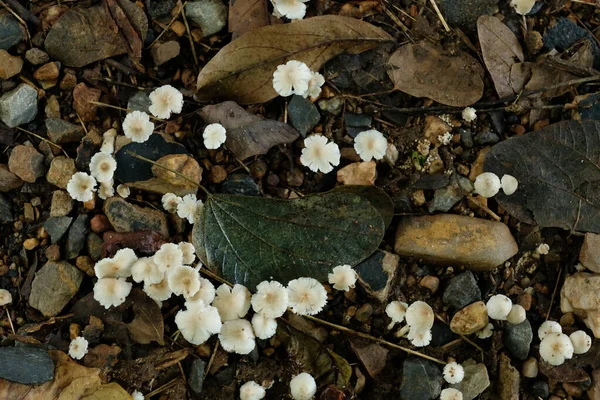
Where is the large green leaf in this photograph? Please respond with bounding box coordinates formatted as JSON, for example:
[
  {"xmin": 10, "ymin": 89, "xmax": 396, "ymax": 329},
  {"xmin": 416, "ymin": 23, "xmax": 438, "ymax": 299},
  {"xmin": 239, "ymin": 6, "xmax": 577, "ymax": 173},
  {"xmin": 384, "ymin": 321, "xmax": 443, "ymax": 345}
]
[{"xmin": 192, "ymin": 187, "xmax": 387, "ymax": 289}]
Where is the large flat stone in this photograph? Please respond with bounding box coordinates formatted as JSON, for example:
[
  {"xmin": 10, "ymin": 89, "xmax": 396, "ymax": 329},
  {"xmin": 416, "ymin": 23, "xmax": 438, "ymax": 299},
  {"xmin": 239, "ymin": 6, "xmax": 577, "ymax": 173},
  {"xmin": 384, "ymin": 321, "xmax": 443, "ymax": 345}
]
[
  {"xmin": 0, "ymin": 347, "xmax": 54, "ymax": 384},
  {"xmin": 29, "ymin": 261, "xmax": 83, "ymax": 317},
  {"xmin": 394, "ymin": 214, "xmax": 518, "ymax": 270},
  {"xmin": 355, "ymin": 250, "xmax": 399, "ymax": 302},
  {"xmin": 103, "ymin": 197, "xmax": 169, "ymax": 237}
]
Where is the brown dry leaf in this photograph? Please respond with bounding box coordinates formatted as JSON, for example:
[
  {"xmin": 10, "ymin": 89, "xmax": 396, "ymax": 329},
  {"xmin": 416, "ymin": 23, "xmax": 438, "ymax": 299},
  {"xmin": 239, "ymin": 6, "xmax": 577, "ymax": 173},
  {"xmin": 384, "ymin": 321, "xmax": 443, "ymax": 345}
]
[
  {"xmin": 199, "ymin": 101, "xmax": 299, "ymax": 159},
  {"xmin": 477, "ymin": 15, "xmax": 524, "ymax": 98},
  {"xmin": 81, "ymin": 382, "xmax": 132, "ymax": 399},
  {"xmin": 0, "ymin": 350, "xmax": 102, "ymax": 400},
  {"xmin": 126, "ymin": 289, "xmax": 165, "ymax": 345},
  {"xmin": 339, "ymin": 1, "xmax": 382, "ymax": 18},
  {"xmin": 196, "ymin": 15, "xmax": 393, "ymax": 104},
  {"xmin": 387, "ymin": 41, "xmax": 484, "ymax": 106},
  {"xmin": 229, "ymin": 0, "xmax": 271, "ymax": 39}
]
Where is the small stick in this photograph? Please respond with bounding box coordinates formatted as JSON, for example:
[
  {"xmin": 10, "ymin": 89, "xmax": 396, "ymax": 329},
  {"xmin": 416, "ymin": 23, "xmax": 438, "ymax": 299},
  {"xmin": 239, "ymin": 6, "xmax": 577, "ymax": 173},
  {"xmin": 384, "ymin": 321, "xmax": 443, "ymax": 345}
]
[
  {"xmin": 435, "ymin": 314, "xmax": 485, "ymax": 354},
  {"xmin": 144, "ymin": 378, "xmax": 179, "ymax": 398},
  {"xmin": 0, "ymin": 0, "xmax": 32, "ymax": 45},
  {"xmin": 546, "ymin": 265, "xmax": 563, "ymax": 321},
  {"xmin": 203, "ymin": 341, "xmax": 220, "ymax": 379},
  {"xmin": 181, "ymin": 4, "xmax": 199, "ymax": 70},
  {"xmin": 15, "ymin": 126, "xmax": 69, "ymax": 158},
  {"xmin": 5, "ymin": 307, "xmax": 15, "ymax": 335},
  {"xmin": 429, "ymin": 0, "xmax": 450, "ymax": 32},
  {"xmin": 2, "ymin": 0, "xmax": 40, "ymax": 25},
  {"xmin": 148, "ymin": 2, "xmax": 187, "ymax": 49},
  {"xmin": 88, "ymin": 100, "xmax": 164, "ymax": 122}
]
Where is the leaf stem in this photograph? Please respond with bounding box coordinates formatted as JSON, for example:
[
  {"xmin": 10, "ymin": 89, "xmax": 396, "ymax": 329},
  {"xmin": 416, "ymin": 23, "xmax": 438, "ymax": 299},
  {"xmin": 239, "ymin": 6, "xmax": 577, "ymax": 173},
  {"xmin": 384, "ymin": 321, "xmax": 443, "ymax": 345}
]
[{"xmin": 124, "ymin": 150, "xmax": 211, "ymax": 196}]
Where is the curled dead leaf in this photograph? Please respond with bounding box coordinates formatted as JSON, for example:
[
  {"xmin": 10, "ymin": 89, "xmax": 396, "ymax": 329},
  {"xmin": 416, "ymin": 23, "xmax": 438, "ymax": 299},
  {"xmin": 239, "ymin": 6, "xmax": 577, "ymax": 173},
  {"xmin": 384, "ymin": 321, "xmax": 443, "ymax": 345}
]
[
  {"xmin": 387, "ymin": 41, "xmax": 484, "ymax": 106},
  {"xmin": 196, "ymin": 15, "xmax": 393, "ymax": 104}
]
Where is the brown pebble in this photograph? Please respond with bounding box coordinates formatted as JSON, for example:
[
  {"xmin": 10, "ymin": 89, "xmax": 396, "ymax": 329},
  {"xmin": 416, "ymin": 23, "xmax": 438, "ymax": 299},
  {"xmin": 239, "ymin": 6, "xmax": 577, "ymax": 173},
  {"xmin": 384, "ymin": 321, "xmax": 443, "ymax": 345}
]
[
  {"xmin": 83, "ymin": 197, "xmax": 95, "ymax": 210},
  {"xmin": 23, "ymin": 238, "xmax": 40, "ymax": 250},
  {"xmin": 76, "ymin": 256, "xmax": 95, "ymax": 277},
  {"xmin": 0, "ymin": 264, "xmax": 8, "ymax": 276},
  {"xmin": 560, "ymin": 312, "xmax": 575, "ymax": 327},
  {"xmin": 512, "ymin": 124, "xmax": 526, "ymax": 136},
  {"xmin": 355, "ymin": 303, "xmax": 373, "ymax": 322},
  {"xmin": 24, "ymin": 203, "xmax": 35, "ymax": 222},
  {"xmin": 209, "ymin": 165, "xmax": 228, "ymax": 183},
  {"xmin": 518, "ymin": 293, "xmax": 532, "ymax": 311},
  {"xmin": 90, "ymin": 214, "xmax": 112, "ymax": 233},
  {"xmin": 196, "ymin": 343, "xmax": 211, "ymax": 358},
  {"xmin": 286, "ymin": 168, "xmax": 304, "ymax": 187},
  {"xmin": 262, "ymin": 347, "xmax": 275, "ymax": 356},
  {"xmin": 420, "ymin": 276, "xmax": 440, "ymax": 293},
  {"xmin": 69, "ymin": 323, "xmax": 81, "ymax": 340},
  {"xmin": 249, "ymin": 160, "xmax": 267, "ymax": 179},
  {"xmin": 406, "ymin": 275, "xmax": 416, "ymax": 287},
  {"xmin": 563, "ymin": 383, "xmax": 584, "ymax": 398},
  {"xmin": 45, "ymin": 244, "xmax": 61, "ymax": 261},
  {"xmin": 266, "ymin": 173, "xmax": 279, "ymax": 186}
]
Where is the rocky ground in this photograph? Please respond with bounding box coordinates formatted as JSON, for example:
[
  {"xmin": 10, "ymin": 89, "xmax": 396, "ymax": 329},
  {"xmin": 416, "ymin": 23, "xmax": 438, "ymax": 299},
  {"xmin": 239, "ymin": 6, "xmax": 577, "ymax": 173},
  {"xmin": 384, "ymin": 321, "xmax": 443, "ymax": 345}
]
[{"xmin": 1, "ymin": 0, "xmax": 600, "ymax": 399}]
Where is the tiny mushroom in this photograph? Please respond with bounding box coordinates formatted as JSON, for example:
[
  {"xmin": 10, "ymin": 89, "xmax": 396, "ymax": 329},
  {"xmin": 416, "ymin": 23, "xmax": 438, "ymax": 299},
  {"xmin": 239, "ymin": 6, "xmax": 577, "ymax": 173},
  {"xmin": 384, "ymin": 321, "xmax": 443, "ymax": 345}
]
[
  {"xmin": 272, "ymin": 60, "xmax": 311, "ymax": 96},
  {"xmin": 131, "ymin": 257, "xmax": 163, "ymax": 284},
  {"xmin": 149, "ymin": 85, "xmax": 184, "ymax": 119},
  {"xmin": 538, "ymin": 320, "xmax": 562, "ymax": 340},
  {"xmin": 407, "ymin": 329, "xmax": 432, "ymax": 347},
  {"xmin": 89, "ymin": 152, "xmax": 117, "ymax": 183},
  {"xmin": 539, "ymin": 332, "xmax": 574, "ymax": 366},
  {"xmin": 179, "ymin": 242, "xmax": 196, "ymax": 265},
  {"xmin": 506, "ymin": 304, "xmax": 527, "ymax": 325},
  {"xmin": 570, "ymin": 330, "xmax": 592, "ymax": 354},
  {"xmin": 131, "ymin": 390, "xmax": 144, "ymax": 400},
  {"xmin": 177, "ymin": 194, "xmax": 202, "ymax": 224},
  {"xmin": 440, "ymin": 388, "xmax": 463, "ymax": 400},
  {"xmin": 251, "ymin": 313, "xmax": 278, "ymax": 340},
  {"xmin": 94, "ymin": 278, "xmax": 132, "ymax": 309},
  {"xmin": 168, "ymin": 265, "xmax": 201, "ymax": 299},
  {"xmin": 219, "ymin": 319, "xmax": 256, "ymax": 355},
  {"xmin": 443, "ymin": 362, "xmax": 465, "ymax": 384},
  {"xmin": 405, "ymin": 301, "xmax": 434, "ymax": 332},
  {"xmin": 354, "ymin": 130, "xmax": 388, "ymax": 162},
  {"xmin": 300, "ymin": 135, "xmax": 341, "ymax": 174},
  {"xmin": 240, "ymin": 381, "xmax": 266, "ymax": 400},
  {"xmin": 290, "ymin": 372, "xmax": 317, "ymax": 400},
  {"xmin": 475, "ymin": 322, "xmax": 494, "ymax": 339},
  {"xmin": 67, "ymin": 172, "xmax": 97, "ymax": 202},
  {"xmin": 185, "ymin": 277, "xmax": 216, "ymax": 307},
  {"xmin": 474, "ymin": 172, "xmax": 501, "ymax": 198},
  {"xmin": 203, "ymin": 123, "xmax": 227, "ymax": 150},
  {"xmin": 162, "ymin": 193, "xmax": 182, "ymax": 213},
  {"xmin": 122, "ymin": 111, "xmax": 154, "ymax": 143},
  {"xmin": 144, "ymin": 277, "xmax": 172, "ymax": 302},
  {"xmin": 251, "ymin": 280, "xmax": 289, "ymax": 319},
  {"xmin": 328, "ymin": 265, "xmax": 357, "ymax": 292},
  {"xmin": 0, "ymin": 289, "xmax": 12, "ymax": 306},
  {"xmin": 175, "ymin": 301, "xmax": 222, "ymax": 345},
  {"xmin": 153, "ymin": 243, "xmax": 184, "ymax": 275},
  {"xmin": 486, "ymin": 294, "xmax": 512, "ymax": 321},
  {"xmin": 213, "ymin": 284, "xmax": 252, "ymax": 321},
  {"xmin": 385, "ymin": 300, "xmax": 408, "ymax": 328},
  {"xmin": 461, "ymin": 107, "xmax": 477, "ymax": 122},
  {"xmin": 68, "ymin": 336, "xmax": 89, "ymax": 360},
  {"xmin": 501, "ymin": 174, "xmax": 519, "ymax": 195},
  {"xmin": 287, "ymin": 277, "xmax": 328, "ymax": 316}
]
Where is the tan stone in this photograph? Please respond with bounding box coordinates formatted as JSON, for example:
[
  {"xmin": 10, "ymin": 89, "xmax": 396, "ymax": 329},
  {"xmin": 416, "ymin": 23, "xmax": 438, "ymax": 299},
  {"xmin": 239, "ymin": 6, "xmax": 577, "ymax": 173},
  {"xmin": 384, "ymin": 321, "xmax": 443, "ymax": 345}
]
[
  {"xmin": 337, "ymin": 161, "xmax": 377, "ymax": 186},
  {"xmin": 0, "ymin": 164, "xmax": 23, "ymax": 192},
  {"xmin": 579, "ymin": 233, "xmax": 600, "ymax": 273},
  {"xmin": 423, "ymin": 115, "xmax": 451, "ymax": 145},
  {"xmin": 450, "ymin": 301, "xmax": 488, "ymax": 335},
  {"xmin": 394, "ymin": 214, "xmax": 518, "ymax": 270},
  {"xmin": 561, "ymin": 272, "xmax": 600, "ymax": 337},
  {"xmin": 46, "ymin": 156, "xmax": 77, "ymax": 189},
  {"xmin": 498, "ymin": 353, "xmax": 519, "ymax": 400},
  {"xmin": 73, "ymin": 82, "xmax": 101, "ymax": 122},
  {"xmin": 151, "ymin": 153, "xmax": 202, "ymax": 189},
  {"xmin": 50, "ymin": 190, "xmax": 73, "ymax": 217},
  {"xmin": 8, "ymin": 145, "xmax": 45, "ymax": 183},
  {"xmin": 0, "ymin": 50, "xmax": 23, "ymax": 79}
]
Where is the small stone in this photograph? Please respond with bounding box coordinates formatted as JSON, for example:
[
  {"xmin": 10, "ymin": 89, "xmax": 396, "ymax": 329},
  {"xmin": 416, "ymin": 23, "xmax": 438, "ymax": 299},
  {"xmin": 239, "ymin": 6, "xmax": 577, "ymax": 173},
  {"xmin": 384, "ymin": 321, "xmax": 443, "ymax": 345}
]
[
  {"xmin": 0, "ymin": 165, "xmax": 23, "ymax": 192},
  {"xmin": 86, "ymin": 233, "xmax": 103, "ymax": 261},
  {"xmin": 0, "ymin": 347, "xmax": 54, "ymax": 384},
  {"xmin": 45, "ymin": 118, "xmax": 84, "ymax": 144},
  {"xmin": 561, "ymin": 272, "xmax": 600, "ymax": 337},
  {"xmin": 185, "ymin": 0, "xmax": 228, "ymax": 37},
  {"xmin": 151, "ymin": 154, "xmax": 202, "ymax": 192},
  {"xmin": 127, "ymin": 91, "xmax": 151, "ymax": 113},
  {"xmin": 531, "ymin": 381, "xmax": 550, "ymax": 399},
  {"xmin": 76, "ymin": 133, "xmax": 101, "ymax": 172},
  {"xmin": 83, "ymin": 344, "xmax": 120, "ymax": 369},
  {"xmin": 475, "ymin": 131, "xmax": 500, "ymax": 145},
  {"xmin": 522, "ymin": 357, "xmax": 539, "ymax": 378},
  {"xmin": 436, "ymin": 0, "xmax": 497, "ymax": 31},
  {"xmin": 146, "ymin": 0, "xmax": 176, "ymax": 18},
  {"xmin": 430, "ymin": 322, "xmax": 458, "ymax": 346},
  {"xmin": 189, "ymin": 358, "xmax": 207, "ymax": 394},
  {"xmin": 45, "ymin": 244, "xmax": 61, "ymax": 261},
  {"xmin": 45, "ymin": 95, "xmax": 61, "ymax": 119},
  {"xmin": 588, "ymin": 370, "xmax": 600, "ymax": 400},
  {"xmin": 423, "ymin": 115, "xmax": 451, "ymax": 145},
  {"xmin": 344, "ymin": 112, "xmax": 372, "ymax": 138},
  {"xmin": 46, "ymin": 156, "xmax": 77, "ymax": 189},
  {"xmin": 23, "ymin": 202, "xmax": 35, "ymax": 222},
  {"xmin": 90, "ymin": 214, "xmax": 112, "ymax": 233},
  {"xmin": 8, "ymin": 145, "xmax": 45, "ymax": 183},
  {"xmin": 498, "ymin": 354, "xmax": 520, "ymax": 400},
  {"xmin": 104, "ymin": 197, "xmax": 169, "ymax": 237},
  {"xmin": 461, "ymin": 129, "xmax": 473, "ymax": 148},
  {"xmin": 503, "ymin": 319, "xmax": 533, "ymax": 361},
  {"xmin": 43, "ymin": 216, "xmax": 73, "ymax": 243},
  {"xmin": 73, "ymin": 83, "xmax": 101, "ymax": 122},
  {"xmin": 420, "ymin": 276, "xmax": 439, "ymax": 293},
  {"xmin": 151, "ymin": 40, "xmax": 180, "ymax": 65},
  {"xmin": 29, "ymin": 260, "xmax": 83, "ymax": 316},
  {"xmin": 395, "ymin": 214, "xmax": 518, "ymax": 270},
  {"xmin": 65, "ymin": 214, "xmax": 89, "ymax": 260},
  {"xmin": 288, "ymin": 95, "xmax": 320, "ymax": 137},
  {"xmin": 428, "ymin": 175, "xmax": 473, "ymax": 213},
  {"xmin": 579, "ymin": 233, "xmax": 600, "ymax": 273},
  {"xmin": 25, "ymin": 48, "xmax": 50, "ymax": 65},
  {"xmin": 450, "ymin": 361, "xmax": 490, "ymax": 400},
  {"xmin": 349, "ymin": 337, "xmax": 388, "ymax": 378},
  {"xmin": 443, "ymin": 271, "xmax": 481, "ymax": 309},
  {"xmin": 50, "ymin": 190, "xmax": 73, "ymax": 217},
  {"xmin": 76, "ymin": 255, "xmax": 95, "ymax": 277},
  {"xmin": 23, "ymin": 238, "xmax": 40, "ymax": 250},
  {"xmin": 221, "ymin": 173, "xmax": 260, "ymax": 196},
  {"xmin": 450, "ymin": 301, "xmax": 488, "ymax": 335},
  {"xmin": 355, "ymin": 250, "xmax": 399, "ymax": 302},
  {"xmin": 400, "ymin": 358, "xmax": 443, "ymax": 400},
  {"xmin": 318, "ymin": 97, "xmax": 344, "ymax": 115},
  {"xmin": 355, "ymin": 303, "xmax": 373, "ymax": 322},
  {"xmin": 0, "ymin": 50, "xmax": 23, "ymax": 79},
  {"xmin": 518, "ymin": 292, "xmax": 533, "ymax": 311},
  {"xmin": 209, "ymin": 165, "xmax": 228, "ymax": 183},
  {"xmin": 337, "ymin": 161, "xmax": 376, "ymax": 186},
  {"xmin": 33, "ymin": 62, "xmax": 60, "ymax": 88},
  {"xmin": 0, "ymin": 84, "xmax": 38, "ymax": 128},
  {"xmin": 60, "ymin": 69, "xmax": 77, "ymax": 91},
  {"xmin": 0, "ymin": 14, "xmax": 23, "ymax": 50}
]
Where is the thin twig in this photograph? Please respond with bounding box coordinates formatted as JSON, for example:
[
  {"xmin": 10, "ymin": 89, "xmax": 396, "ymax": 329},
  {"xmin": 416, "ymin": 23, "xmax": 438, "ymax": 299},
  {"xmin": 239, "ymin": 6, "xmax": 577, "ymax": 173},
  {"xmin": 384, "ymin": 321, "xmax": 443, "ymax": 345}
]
[
  {"xmin": 303, "ymin": 314, "xmax": 446, "ymax": 365},
  {"xmin": 203, "ymin": 341, "xmax": 220, "ymax": 379},
  {"xmin": 546, "ymin": 265, "xmax": 563, "ymax": 321},
  {"xmin": 0, "ymin": 0, "xmax": 32, "ymax": 46},
  {"xmin": 148, "ymin": 2, "xmax": 187, "ymax": 49},
  {"xmin": 5, "ymin": 307, "xmax": 15, "ymax": 335},
  {"xmin": 88, "ymin": 100, "xmax": 165, "ymax": 122},
  {"xmin": 429, "ymin": 0, "xmax": 450, "ymax": 32},
  {"xmin": 144, "ymin": 378, "xmax": 179, "ymax": 398},
  {"xmin": 181, "ymin": 3, "xmax": 199, "ymax": 70},
  {"xmin": 15, "ymin": 127, "xmax": 69, "ymax": 158},
  {"xmin": 125, "ymin": 150, "xmax": 210, "ymax": 195},
  {"xmin": 2, "ymin": 0, "xmax": 40, "ymax": 25}
]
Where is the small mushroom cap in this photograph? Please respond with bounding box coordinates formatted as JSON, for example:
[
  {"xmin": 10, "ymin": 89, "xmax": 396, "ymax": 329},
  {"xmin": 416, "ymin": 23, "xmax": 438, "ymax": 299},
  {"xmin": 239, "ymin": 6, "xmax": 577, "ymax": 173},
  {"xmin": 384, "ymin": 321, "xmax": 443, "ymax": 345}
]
[
  {"xmin": 501, "ymin": 174, "xmax": 519, "ymax": 195},
  {"xmin": 93, "ymin": 277, "xmax": 132, "ymax": 309},
  {"xmin": 168, "ymin": 265, "xmax": 201, "ymax": 298},
  {"xmin": 539, "ymin": 332, "xmax": 574, "ymax": 366},
  {"xmin": 219, "ymin": 319, "xmax": 256, "ymax": 355},
  {"xmin": 440, "ymin": 388, "xmax": 463, "ymax": 400},
  {"xmin": 290, "ymin": 373, "xmax": 317, "ymax": 400},
  {"xmin": 213, "ymin": 284, "xmax": 252, "ymax": 321},
  {"xmin": 68, "ymin": 336, "xmax": 89, "ymax": 360},
  {"xmin": 328, "ymin": 265, "xmax": 357, "ymax": 292},
  {"xmin": 153, "ymin": 243, "xmax": 184, "ymax": 274},
  {"xmin": 462, "ymin": 107, "xmax": 477, "ymax": 122},
  {"xmin": 251, "ymin": 280, "xmax": 288, "ymax": 319},
  {"xmin": 185, "ymin": 277, "xmax": 216, "ymax": 306},
  {"xmin": 385, "ymin": 301, "xmax": 408, "ymax": 323},
  {"xmin": 474, "ymin": 172, "xmax": 501, "ymax": 198},
  {"xmin": 287, "ymin": 277, "xmax": 328, "ymax": 316},
  {"xmin": 178, "ymin": 242, "xmax": 196, "ymax": 265},
  {"xmin": 475, "ymin": 322, "xmax": 494, "ymax": 339},
  {"xmin": 538, "ymin": 320, "xmax": 562, "ymax": 340},
  {"xmin": 510, "ymin": 0, "xmax": 535, "ymax": 15},
  {"xmin": 486, "ymin": 294, "xmax": 512, "ymax": 320},
  {"xmin": 506, "ymin": 304, "xmax": 526, "ymax": 325},
  {"xmin": 405, "ymin": 301, "xmax": 434, "ymax": 332},
  {"xmin": 240, "ymin": 381, "xmax": 266, "ymax": 400},
  {"xmin": 570, "ymin": 330, "xmax": 592, "ymax": 354},
  {"xmin": 0, "ymin": 289, "xmax": 12, "ymax": 306},
  {"xmin": 443, "ymin": 362, "xmax": 465, "ymax": 384},
  {"xmin": 175, "ymin": 302, "xmax": 222, "ymax": 345},
  {"xmin": 407, "ymin": 328, "xmax": 432, "ymax": 347},
  {"xmin": 251, "ymin": 313, "xmax": 278, "ymax": 340}
]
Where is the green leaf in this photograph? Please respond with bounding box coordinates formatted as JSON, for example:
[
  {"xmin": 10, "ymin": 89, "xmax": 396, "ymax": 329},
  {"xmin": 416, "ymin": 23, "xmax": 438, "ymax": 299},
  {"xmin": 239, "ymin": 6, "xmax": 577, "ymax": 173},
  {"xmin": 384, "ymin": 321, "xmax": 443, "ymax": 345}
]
[{"xmin": 192, "ymin": 187, "xmax": 386, "ymax": 289}]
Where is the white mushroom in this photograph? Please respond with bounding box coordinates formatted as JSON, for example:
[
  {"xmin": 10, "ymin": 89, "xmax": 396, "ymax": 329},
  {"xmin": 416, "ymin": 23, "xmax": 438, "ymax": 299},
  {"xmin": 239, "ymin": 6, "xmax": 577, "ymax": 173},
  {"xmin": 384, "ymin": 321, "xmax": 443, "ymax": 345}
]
[
  {"xmin": 175, "ymin": 302, "xmax": 222, "ymax": 345},
  {"xmin": 440, "ymin": 388, "xmax": 463, "ymax": 400},
  {"xmin": 501, "ymin": 174, "xmax": 518, "ymax": 195},
  {"xmin": 251, "ymin": 313, "xmax": 278, "ymax": 340},
  {"xmin": 474, "ymin": 172, "xmax": 501, "ymax": 198},
  {"xmin": 93, "ymin": 278, "xmax": 132, "ymax": 309},
  {"xmin": 0, "ymin": 289, "xmax": 12, "ymax": 306},
  {"xmin": 569, "ymin": 330, "xmax": 592, "ymax": 354},
  {"xmin": 539, "ymin": 332, "xmax": 574, "ymax": 366},
  {"xmin": 475, "ymin": 322, "xmax": 494, "ymax": 339},
  {"xmin": 328, "ymin": 265, "xmax": 357, "ymax": 292},
  {"xmin": 443, "ymin": 362, "xmax": 464, "ymax": 384},
  {"xmin": 251, "ymin": 280, "xmax": 289, "ymax": 319},
  {"xmin": 506, "ymin": 304, "xmax": 526, "ymax": 325},
  {"xmin": 486, "ymin": 294, "xmax": 512, "ymax": 321},
  {"xmin": 538, "ymin": 320, "xmax": 562, "ymax": 340},
  {"xmin": 168, "ymin": 265, "xmax": 201, "ymax": 299},
  {"xmin": 240, "ymin": 381, "xmax": 266, "ymax": 400},
  {"xmin": 287, "ymin": 277, "xmax": 328, "ymax": 316},
  {"xmin": 405, "ymin": 301, "xmax": 434, "ymax": 332},
  {"xmin": 213, "ymin": 284, "xmax": 252, "ymax": 321},
  {"xmin": 219, "ymin": 319, "xmax": 256, "ymax": 355},
  {"xmin": 68, "ymin": 336, "xmax": 89, "ymax": 360},
  {"xmin": 289, "ymin": 372, "xmax": 317, "ymax": 400}
]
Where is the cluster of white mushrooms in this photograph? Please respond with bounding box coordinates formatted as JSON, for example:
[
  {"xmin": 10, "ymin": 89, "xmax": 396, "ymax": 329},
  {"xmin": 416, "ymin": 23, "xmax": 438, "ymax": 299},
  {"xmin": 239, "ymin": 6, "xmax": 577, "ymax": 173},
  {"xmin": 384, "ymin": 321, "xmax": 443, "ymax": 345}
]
[
  {"xmin": 386, "ymin": 300, "xmax": 435, "ymax": 347},
  {"xmin": 474, "ymin": 172, "xmax": 518, "ymax": 198}
]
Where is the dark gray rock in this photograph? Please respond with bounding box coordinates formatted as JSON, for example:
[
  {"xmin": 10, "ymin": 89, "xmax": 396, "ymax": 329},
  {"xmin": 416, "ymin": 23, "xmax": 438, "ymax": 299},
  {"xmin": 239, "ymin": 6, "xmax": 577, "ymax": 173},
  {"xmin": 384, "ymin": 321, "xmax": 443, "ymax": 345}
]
[
  {"xmin": 103, "ymin": 197, "xmax": 169, "ymax": 237},
  {"xmin": 189, "ymin": 358, "xmax": 206, "ymax": 394},
  {"xmin": 429, "ymin": 175, "xmax": 473, "ymax": 213},
  {"xmin": 543, "ymin": 18, "xmax": 600, "ymax": 67},
  {"xmin": 460, "ymin": 129, "xmax": 473, "ymax": 148},
  {"xmin": 145, "ymin": 0, "xmax": 176, "ymax": 17},
  {"xmin": 86, "ymin": 233, "xmax": 103, "ymax": 260},
  {"xmin": 128, "ymin": 92, "xmax": 152, "ymax": 113},
  {"xmin": 436, "ymin": 0, "xmax": 498, "ymax": 31},
  {"xmin": 0, "ymin": 84, "xmax": 38, "ymax": 128},
  {"xmin": 29, "ymin": 260, "xmax": 83, "ymax": 316},
  {"xmin": 400, "ymin": 358, "xmax": 443, "ymax": 400},
  {"xmin": 65, "ymin": 214, "xmax": 89, "ymax": 260},
  {"xmin": 475, "ymin": 131, "xmax": 500, "ymax": 145},
  {"xmin": 443, "ymin": 271, "xmax": 481, "ymax": 309},
  {"xmin": 46, "ymin": 118, "xmax": 84, "ymax": 144},
  {"xmin": 579, "ymin": 93, "xmax": 600, "ymax": 121},
  {"xmin": 0, "ymin": 347, "xmax": 54, "ymax": 384},
  {"xmin": 44, "ymin": 216, "xmax": 73, "ymax": 244},
  {"xmin": 288, "ymin": 95, "xmax": 320, "ymax": 137},
  {"xmin": 0, "ymin": 15, "xmax": 23, "ymax": 50},
  {"xmin": 430, "ymin": 322, "xmax": 457, "ymax": 346},
  {"xmin": 185, "ymin": 0, "xmax": 228, "ymax": 37},
  {"xmin": 355, "ymin": 250, "xmax": 399, "ymax": 302},
  {"xmin": 25, "ymin": 48, "xmax": 49, "ymax": 65},
  {"xmin": 0, "ymin": 193, "xmax": 12, "ymax": 223},
  {"xmin": 221, "ymin": 173, "xmax": 260, "ymax": 196},
  {"xmin": 530, "ymin": 381, "xmax": 549, "ymax": 399},
  {"xmin": 318, "ymin": 97, "xmax": 344, "ymax": 115},
  {"xmin": 344, "ymin": 112, "xmax": 372, "ymax": 138},
  {"xmin": 503, "ymin": 319, "xmax": 533, "ymax": 361}
]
